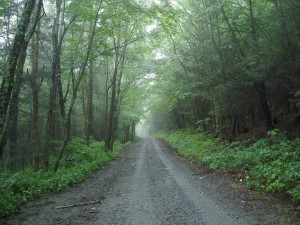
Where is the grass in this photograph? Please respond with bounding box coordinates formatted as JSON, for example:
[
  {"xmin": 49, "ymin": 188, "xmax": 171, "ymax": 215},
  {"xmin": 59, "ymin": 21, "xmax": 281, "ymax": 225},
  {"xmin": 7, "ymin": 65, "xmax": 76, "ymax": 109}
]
[
  {"xmin": 155, "ymin": 129, "xmax": 300, "ymax": 204},
  {"xmin": 0, "ymin": 138, "xmax": 125, "ymax": 217}
]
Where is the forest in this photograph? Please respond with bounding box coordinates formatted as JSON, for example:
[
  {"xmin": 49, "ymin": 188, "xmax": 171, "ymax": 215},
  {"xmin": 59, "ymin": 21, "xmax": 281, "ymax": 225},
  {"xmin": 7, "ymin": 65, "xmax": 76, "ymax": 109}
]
[{"xmin": 0, "ymin": 0, "xmax": 300, "ymax": 217}]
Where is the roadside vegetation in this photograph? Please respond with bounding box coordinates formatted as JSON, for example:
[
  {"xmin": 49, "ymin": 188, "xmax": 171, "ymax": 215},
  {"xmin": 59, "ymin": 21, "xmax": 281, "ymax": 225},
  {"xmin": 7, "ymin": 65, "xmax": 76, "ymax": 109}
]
[
  {"xmin": 0, "ymin": 138, "xmax": 125, "ymax": 217},
  {"xmin": 155, "ymin": 129, "xmax": 300, "ymax": 205}
]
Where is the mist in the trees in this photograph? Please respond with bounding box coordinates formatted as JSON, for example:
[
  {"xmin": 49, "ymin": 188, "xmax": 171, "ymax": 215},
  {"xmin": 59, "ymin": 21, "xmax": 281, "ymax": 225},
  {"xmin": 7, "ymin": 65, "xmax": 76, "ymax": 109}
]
[{"xmin": 0, "ymin": 0, "xmax": 299, "ymax": 171}]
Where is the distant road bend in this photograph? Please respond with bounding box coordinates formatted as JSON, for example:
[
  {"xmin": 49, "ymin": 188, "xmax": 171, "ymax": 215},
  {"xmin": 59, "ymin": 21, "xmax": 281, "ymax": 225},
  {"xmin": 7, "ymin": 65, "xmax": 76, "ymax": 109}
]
[{"xmin": 4, "ymin": 138, "xmax": 295, "ymax": 225}]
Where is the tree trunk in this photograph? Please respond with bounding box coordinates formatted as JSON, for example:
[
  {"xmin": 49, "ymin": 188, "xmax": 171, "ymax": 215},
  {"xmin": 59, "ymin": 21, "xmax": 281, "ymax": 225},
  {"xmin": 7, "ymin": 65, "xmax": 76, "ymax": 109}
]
[
  {"xmin": 113, "ymin": 47, "xmax": 127, "ymax": 146},
  {"xmin": 57, "ymin": 57, "xmax": 66, "ymax": 120},
  {"xmin": 0, "ymin": 0, "xmax": 36, "ymax": 160},
  {"xmin": 106, "ymin": 27, "xmax": 122, "ymax": 150},
  {"xmin": 45, "ymin": 0, "xmax": 63, "ymax": 170},
  {"xmin": 177, "ymin": 97, "xmax": 186, "ymax": 129},
  {"xmin": 254, "ymin": 81, "xmax": 274, "ymax": 130},
  {"xmin": 32, "ymin": 85, "xmax": 41, "ymax": 171},
  {"xmin": 123, "ymin": 125, "xmax": 130, "ymax": 143},
  {"xmin": 130, "ymin": 120, "xmax": 135, "ymax": 141},
  {"xmin": 7, "ymin": 46, "xmax": 27, "ymax": 171},
  {"xmin": 84, "ymin": 63, "xmax": 95, "ymax": 142},
  {"xmin": 104, "ymin": 61, "xmax": 110, "ymax": 141},
  {"xmin": 106, "ymin": 69, "xmax": 118, "ymax": 149},
  {"xmin": 232, "ymin": 115, "xmax": 241, "ymax": 137},
  {"xmin": 30, "ymin": 17, "xmax": 42, "ymax": 172}
]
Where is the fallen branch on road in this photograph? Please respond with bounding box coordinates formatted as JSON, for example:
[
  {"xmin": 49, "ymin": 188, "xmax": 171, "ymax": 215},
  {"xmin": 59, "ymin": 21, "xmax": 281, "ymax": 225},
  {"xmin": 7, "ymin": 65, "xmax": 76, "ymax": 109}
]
[{"xmin": 55, "ymin": 197, "xmax": 106, "ymax": 209}]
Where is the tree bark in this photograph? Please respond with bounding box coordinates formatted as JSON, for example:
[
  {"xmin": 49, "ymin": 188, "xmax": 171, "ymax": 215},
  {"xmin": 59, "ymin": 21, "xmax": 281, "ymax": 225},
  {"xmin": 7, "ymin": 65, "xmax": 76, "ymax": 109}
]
[
  {"xmin": 44, "ymin": 1, "xmax": 61, "ymax": 170},
  {"xmin": 30, "ymin": 15, "xmax": 42, "ymax": 171},
  {"xmin": 106, "ymin": 66, "xmax": 118, "ymax": 149},
  {"xmin": 0, "ymin": 0, "xmax": 36, "ymax": 160},
  {"xmin": 177, "ymin": 97, "xmax": 186, "ymax": 129},
  {"xmin": 105, "ymin": 26, "xmax": 122, "ymax": 150},
  {"xmin": 130, "ymin": 120, "xmax": 135, "ymax": 141},
  {"xmin": 7, "ymin": 46, "xmax": 27, "ymax": 171},
  {"xmin": 254, "ymin": 81, "xmax": 274, "ymax": 129},
  {"xmin": 84, "ymin": 62, "xmax": 95, "ymax": 142}
]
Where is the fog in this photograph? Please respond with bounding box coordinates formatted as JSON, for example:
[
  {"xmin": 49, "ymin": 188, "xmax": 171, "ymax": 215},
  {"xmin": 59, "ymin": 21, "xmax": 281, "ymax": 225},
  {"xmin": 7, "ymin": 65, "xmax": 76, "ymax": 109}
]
[{"xmin": 135, "ymin": 119, "xmax": 149, "ymax": 137}]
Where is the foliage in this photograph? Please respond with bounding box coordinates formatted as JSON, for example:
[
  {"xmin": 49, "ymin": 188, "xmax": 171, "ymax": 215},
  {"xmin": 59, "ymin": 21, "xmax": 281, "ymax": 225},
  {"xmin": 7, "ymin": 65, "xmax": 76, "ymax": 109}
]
[
  {"xmin": 147, "ymin": 0, "xmax": 300, "ymax": 136},
  {"xmin": 155, "ymin": 129, "xmax": 220, "ymax": 162},
  {"xmin": 0, "ymin": 138, "xmax": 124, "ymax": 217},
  {"xmin": 156, "ymin": 129, "xmax": 300, "ymax": 204}
]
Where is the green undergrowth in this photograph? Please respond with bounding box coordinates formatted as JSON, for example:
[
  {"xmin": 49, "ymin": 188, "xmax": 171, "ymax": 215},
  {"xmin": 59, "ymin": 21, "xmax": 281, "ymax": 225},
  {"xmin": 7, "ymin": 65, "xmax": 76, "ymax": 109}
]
[
  {"xmin": 0, "ymin": 138, "xmax": 126, "ymax": 217},
  {"xmin": 155, "ymin": 129, "xmax": 300, "ymax": 204}
]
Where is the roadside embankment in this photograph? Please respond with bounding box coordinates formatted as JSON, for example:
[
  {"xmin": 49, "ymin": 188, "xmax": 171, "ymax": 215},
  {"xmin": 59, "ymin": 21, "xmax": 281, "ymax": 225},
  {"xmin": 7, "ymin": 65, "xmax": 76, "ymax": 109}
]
[
  {"xmin": 0, "ymin": 138, "xmax": 126, "ymax": 217},
  {"xmin": 155, "ymin": 129, "xmax": 300, "ymax": 206}
]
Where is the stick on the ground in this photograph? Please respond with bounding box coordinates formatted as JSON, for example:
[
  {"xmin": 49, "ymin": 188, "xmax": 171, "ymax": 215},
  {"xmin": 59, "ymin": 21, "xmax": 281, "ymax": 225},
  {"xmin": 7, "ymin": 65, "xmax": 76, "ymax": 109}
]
[{"xmin": 55, "ymin": 197, "xmax": 106, "ymax": 209}]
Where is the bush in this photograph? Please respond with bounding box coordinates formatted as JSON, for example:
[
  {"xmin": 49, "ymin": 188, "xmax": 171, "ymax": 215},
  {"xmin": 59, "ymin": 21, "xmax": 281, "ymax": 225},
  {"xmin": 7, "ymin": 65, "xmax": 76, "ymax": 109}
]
[{"xmin": 0, "ymin": 138, "xmax": 124, "ymax": 217}]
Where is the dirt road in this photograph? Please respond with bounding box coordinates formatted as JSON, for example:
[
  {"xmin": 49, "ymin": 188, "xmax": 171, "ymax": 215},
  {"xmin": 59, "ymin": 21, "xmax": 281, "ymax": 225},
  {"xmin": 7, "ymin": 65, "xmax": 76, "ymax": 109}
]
[{"xmin": 2, "ymin": 138, "xmax": 298, "ymax": 225}]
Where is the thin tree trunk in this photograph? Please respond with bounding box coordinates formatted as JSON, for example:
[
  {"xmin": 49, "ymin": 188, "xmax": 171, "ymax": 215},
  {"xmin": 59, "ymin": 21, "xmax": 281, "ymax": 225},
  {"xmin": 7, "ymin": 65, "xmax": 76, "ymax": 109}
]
[
  {"xmin": 54, "ymin": 1, "xmax": 103, "ymax": 172},
  {"xmin": 254, "ymin": 81, "xmax": 274, "ymax": 129},
  {"xmin": 176, "ymin": 97, "xmax": 186, "ymax": 129},
  {"xmin": 112, "ymin": 46, "xmax": 127, "ymax": 146},
  {"xmin": 106, "ymin": 69, "xmax": 118, "ymax": 149},
  {"xmin": 84, "ymin": 62, "xmax": 95, "ymax": 142},
  {"xmin": 30, "ymin": 16, "xmax": 42, "ymax": 171},
  {"xmin": 104, "ymin": 61, "xmax": 110, "ymax": 141},
  {"xmin": 131, "ymin": 120, "xmax": 135, "ymax": 141},
  {"xmin": 56, "ymin": 0, "xmax": 70, "ymax": 120},
  {"xmin": 32, "ymin": 86, "xmax": 41, "ymax": 171},
  {"xmin": 57, "ymin": 57, "xmax": 66, "ymax": 119}
]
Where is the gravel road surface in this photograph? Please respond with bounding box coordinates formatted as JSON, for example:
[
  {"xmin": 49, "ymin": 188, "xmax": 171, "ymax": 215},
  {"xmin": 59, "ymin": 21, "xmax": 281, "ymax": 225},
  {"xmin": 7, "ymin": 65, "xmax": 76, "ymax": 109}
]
[{"xmin": 2, "ymin": 138, "xmax": 298, "ymax": 225}]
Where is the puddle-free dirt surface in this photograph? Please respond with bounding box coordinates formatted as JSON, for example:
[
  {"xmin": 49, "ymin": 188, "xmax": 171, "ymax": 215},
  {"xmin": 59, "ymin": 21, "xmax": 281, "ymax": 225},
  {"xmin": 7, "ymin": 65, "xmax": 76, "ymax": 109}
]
[{"xmin": 1, "ymin": 138, "xmax": 299, "ymax": 225}]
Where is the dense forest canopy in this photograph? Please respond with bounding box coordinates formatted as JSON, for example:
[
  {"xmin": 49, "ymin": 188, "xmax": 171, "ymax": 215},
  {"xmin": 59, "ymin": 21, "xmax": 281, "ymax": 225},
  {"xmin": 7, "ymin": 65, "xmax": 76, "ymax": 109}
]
[
  {"xmin": 0, "ymin": 0, "xmax": 300, "ymax": 171},
  {"xmin": 144, "ymin": 0, "xmax": 300, "ymax": 137}
]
